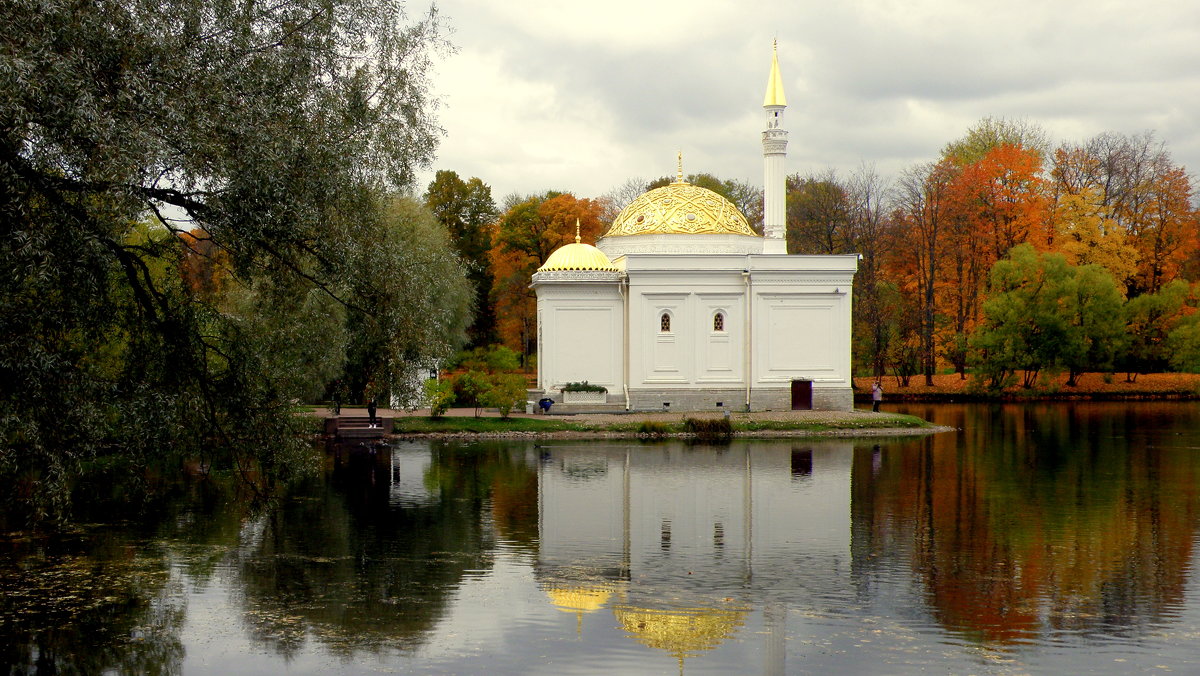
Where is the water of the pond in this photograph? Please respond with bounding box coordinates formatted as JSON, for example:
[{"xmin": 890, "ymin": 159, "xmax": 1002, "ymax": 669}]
[{"xmin": 4, "ymin": 402, "xmax": 1200, "ymax": 674}]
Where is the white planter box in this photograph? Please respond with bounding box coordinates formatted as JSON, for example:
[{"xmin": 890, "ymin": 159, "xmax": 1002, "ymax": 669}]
[{"xmin": 562, "ymin": 390, "xmax": 607, "ymax": 404}]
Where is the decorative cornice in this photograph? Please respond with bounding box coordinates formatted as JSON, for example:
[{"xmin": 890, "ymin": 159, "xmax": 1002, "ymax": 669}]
[
  {"xmin": 762, "ymin": 139, "xmax": 788, "ymax": 154},
  {"xmin": 599, "ymin": 233, "xmax": 764, "ymax": 257},
  {"xmin": 532, "ymin": 270, "xmax": 623, "ymax": 283}
]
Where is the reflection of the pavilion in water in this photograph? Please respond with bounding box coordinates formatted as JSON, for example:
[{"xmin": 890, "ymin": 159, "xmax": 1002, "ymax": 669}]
[
  {"xmin": 533, "ymin": 441, "xmax": 854, "ymax": 671},
  {"xmin": 381, "ymin": 427, "xmax": 1199, "ymax": 663}
]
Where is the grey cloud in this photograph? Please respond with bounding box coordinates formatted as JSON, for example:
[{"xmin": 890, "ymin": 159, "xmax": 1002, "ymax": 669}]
[{"xmin": 433, "ymin": 0, "xmax": 1200, "ymax": 198}]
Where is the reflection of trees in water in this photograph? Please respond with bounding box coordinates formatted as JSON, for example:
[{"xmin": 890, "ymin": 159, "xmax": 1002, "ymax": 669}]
[
  {"xmin": 232, "ymin": 441, "xmax": 540, "ymax": 656},
  {"xmin": 852, "ymin": 403, "xmax": 1200, "ymax": 645},
  {"xmin": 1, "ymin": 465, "xmax": 255, "ymax": 674},
  {"xmin": 0, "ymin": 537, "xmax": 185, "ymax": 674},
  {"xmin": 0, "ymin": 441, "xmax": 546, "ymax": 670}
]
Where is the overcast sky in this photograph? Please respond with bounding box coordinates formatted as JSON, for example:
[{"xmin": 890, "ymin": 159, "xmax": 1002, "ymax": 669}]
[{"xmin": 416, "ymin": 0, "xmax": 1200, "ymax": 204}]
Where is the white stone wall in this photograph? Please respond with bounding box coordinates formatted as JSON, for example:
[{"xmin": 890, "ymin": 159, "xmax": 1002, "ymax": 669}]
[
  {"xmin": 532, "ymin": 274, "xmax": 624, "ymax": 394},
  {"xmin": 532, "ymin": 254, "xmax": 858, "ymax": 411},
  {"xmin": 622, "ymin": 253, "xmax": 856, "ymax": 409}
]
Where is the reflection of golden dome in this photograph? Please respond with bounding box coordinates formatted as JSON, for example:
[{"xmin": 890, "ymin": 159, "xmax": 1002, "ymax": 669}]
[
  {"xmin": 547, "ymin": 587, "xmax": 612, "ymax": 614},
  {"xmin": 606, "ymin": 181, "xmax": 758, "ymax": 238},
  {"xmin": 613, "ymin": 605, "xmax": 747, "ymax": 661},
  {"xmin": 547, "ymin": 585, "xmax": 617, "ymax": 635}
]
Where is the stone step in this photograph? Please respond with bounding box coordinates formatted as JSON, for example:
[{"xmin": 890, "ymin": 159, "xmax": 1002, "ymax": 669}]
[
  {"xmin": 324, "ymin": 416, "xmax": 392, "ymax": 438},
  {"xmin": 338, "ymin": 426, "xmax": 388, "ymax": 439}
]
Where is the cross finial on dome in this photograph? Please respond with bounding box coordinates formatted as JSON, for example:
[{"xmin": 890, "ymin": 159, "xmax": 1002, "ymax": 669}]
[{"xmin": 574, "ymin": 219, "xmax": 581, "ymax": 244}]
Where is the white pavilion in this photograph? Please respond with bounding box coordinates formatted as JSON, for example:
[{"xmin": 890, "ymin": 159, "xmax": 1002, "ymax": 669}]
[{"xmin": 530, "ymin": 46, "xmax": 858, "ymax": 412}]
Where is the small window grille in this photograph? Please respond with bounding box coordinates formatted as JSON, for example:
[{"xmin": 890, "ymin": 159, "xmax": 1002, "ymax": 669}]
[
  {"xmin": 660, "ymin": 313, "xmax": 671, "ymax": 332},
  {"xmin": 713, "ymin": 312, "xmax": 725, "ymax": 332}
]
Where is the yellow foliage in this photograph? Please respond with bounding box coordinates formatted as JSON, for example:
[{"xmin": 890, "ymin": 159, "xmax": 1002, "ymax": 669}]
[{"xmin": 1050, "ymin": 188, "xmax": 1138, "ymax": 293}]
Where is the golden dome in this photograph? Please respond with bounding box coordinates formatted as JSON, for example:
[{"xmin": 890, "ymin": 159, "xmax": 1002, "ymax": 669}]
[
  {"xmin": 537, "ymin": 233, "xmax": 618, "ymax": 273},
  {"xmin": 606, "ymin": 180, "xmax": 758, "ymax": 238}
]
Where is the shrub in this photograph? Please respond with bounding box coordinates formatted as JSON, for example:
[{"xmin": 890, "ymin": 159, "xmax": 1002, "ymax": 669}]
[
  {"xmin": 561, "ymin": 381, "xmax": 608, "ymax": 393},
  {"xmin": 423, "ymin": 378, "xmax": 454, "ymax": 418},
  {"xmin": 637, "ymin": 421, "xmax": 671, "ymax": 437},
  {"xmin": 453, "ymin": 370, "xmax": 490, "ymax": 417},
  {"xmin": 684, "ymin": 417, "xmax": 732, "ymax": 442},
  {"xmin": 481, "ymin": 373, "xmax": 528, "ymax": 419}
]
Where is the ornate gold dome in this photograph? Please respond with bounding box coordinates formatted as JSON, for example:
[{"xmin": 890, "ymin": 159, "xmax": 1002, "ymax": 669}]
[
  {"xmin": 537, "ymin": 237, "xmax": 618, "ymax": 272},
  {"xmin": 606, "ymin": 180, "xmax": 758, "ymax": 238}
]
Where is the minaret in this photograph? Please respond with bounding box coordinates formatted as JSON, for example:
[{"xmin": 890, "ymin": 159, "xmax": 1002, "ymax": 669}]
[{"xmin": 761, "ymin": 41, "xmax": 788, "ymax": 254}]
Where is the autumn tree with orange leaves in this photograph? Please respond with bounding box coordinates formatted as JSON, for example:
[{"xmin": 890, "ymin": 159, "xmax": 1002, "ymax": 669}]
[
  {"xmin": 490, "ymin": 193, "xmax": 606, "ymax": 364},
  {"xmin": 178, "ymin": 227, "xmax": 232, "ymax": 300},
  {"xmin": 937, "ymin": 143, "xmax": 1053, "ymax": 374}
]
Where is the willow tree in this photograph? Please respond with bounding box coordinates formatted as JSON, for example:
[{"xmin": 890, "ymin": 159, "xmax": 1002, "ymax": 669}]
[{"xmin": 0, "ymin": 0, "xmax": 467, "ymax": 523}]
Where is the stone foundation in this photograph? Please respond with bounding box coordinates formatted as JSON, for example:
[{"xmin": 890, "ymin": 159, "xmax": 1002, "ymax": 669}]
[
  {"xmin": 626, "ymin": 387, "xmax": 853, "ymax": 412},
  {"xmin": 529, "ymin": 387, "xmax": 854, "ymax": 412}
]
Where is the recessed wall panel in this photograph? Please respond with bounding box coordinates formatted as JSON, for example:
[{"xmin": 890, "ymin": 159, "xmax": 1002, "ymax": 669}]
[
  {"xmin": 765, "ymin": 302, "xmax": 835, "ymax": 371},
  {"xmin": 554, "ymin": 307, "xmax": 615, "ymax": 386}
]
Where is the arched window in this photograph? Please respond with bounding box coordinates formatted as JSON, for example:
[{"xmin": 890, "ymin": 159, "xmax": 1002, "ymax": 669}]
[
  {"xmin": 660, "ymin": 312, "xmax": 671, "ymax": 333},
  {"xmin": 713, "ymin": 312, "xmax": 725, "ymax": 332}
]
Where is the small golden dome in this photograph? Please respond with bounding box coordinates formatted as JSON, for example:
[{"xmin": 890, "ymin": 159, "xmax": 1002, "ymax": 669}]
[
  {"xmin": 606, "ymin": 180, "xmax": 758, "ymax": 238},
  {"xmin": 537, "ymin": 240, "xmax": 618, "ymax": 272}
]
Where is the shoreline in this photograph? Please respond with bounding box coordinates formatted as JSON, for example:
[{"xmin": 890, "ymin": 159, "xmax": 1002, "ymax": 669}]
[
  {"xmin": 319, "ymin": 407, "xmax": 956, "ymax": 441},
  {"xmin": 388, "ymin": 425, "xmax": 957, "ymax": 441},
  {"xmin": 851, "ymin": 372, "xmax": 1200, "ymax": 401}
]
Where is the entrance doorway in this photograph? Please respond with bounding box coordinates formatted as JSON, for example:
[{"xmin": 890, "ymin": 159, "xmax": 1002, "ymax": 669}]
[{"xmin": 790, "ymin": 379, "xmax": 812, "ymax": 410}]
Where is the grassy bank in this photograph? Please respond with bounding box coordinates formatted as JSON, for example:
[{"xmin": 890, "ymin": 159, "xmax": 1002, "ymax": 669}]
[{"xmin": 390, "ymin": 411, "xmax": 934, "ymax": 438}]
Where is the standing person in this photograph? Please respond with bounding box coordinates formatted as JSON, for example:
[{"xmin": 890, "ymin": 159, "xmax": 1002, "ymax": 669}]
[
  {"xmin": 368, "ymin": 396, "xmax": 378, "ymax": 428},
  {"xmin": 871, "ymin": 381, "xmax": 883, "ymax": 413}
]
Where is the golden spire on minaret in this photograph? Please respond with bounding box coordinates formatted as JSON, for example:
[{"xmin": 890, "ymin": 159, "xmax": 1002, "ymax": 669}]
[{"xmin": 763, "ymin": 39, "xmax": 787, "ymax": 107}]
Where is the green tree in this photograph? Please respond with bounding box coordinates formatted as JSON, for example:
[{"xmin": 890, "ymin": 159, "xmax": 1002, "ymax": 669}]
[
  {"xmin": 1059, "ymin": 263, "xmax": 1126, "ymax": 385},
  {"xmin": 224, "ymin": 273, "xmax": 349, "ymax": 403},
  {"xmin": 1119, "ymin": 279, "xmax": 1191, "ymax": 380},
  {"xmin": 0, "ymin": 0, "xmax": 452, "ymax": 523},
  {"xmin": 339, "ymin": 196, "xmax": 472, "ymax": 405},
  {"xmin": 425, "ymin": 171, "xmax": 498, "ymax": 347},
  {"xmin": 1167, "ymin": 302, "xmax": 1200, "ymax": 373},
  {"xmin": 943, "ymin": 116, "xmax": 1050, "ymax": 166},
  {"xmin": 970, "ymin": 244, "xmax": 1124, "ymax": 389}
]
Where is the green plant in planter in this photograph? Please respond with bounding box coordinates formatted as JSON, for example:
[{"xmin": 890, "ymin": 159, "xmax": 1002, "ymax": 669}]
[{"xmin": 561, "ymin": 381, "xmax": 608, "ymax": 393}]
